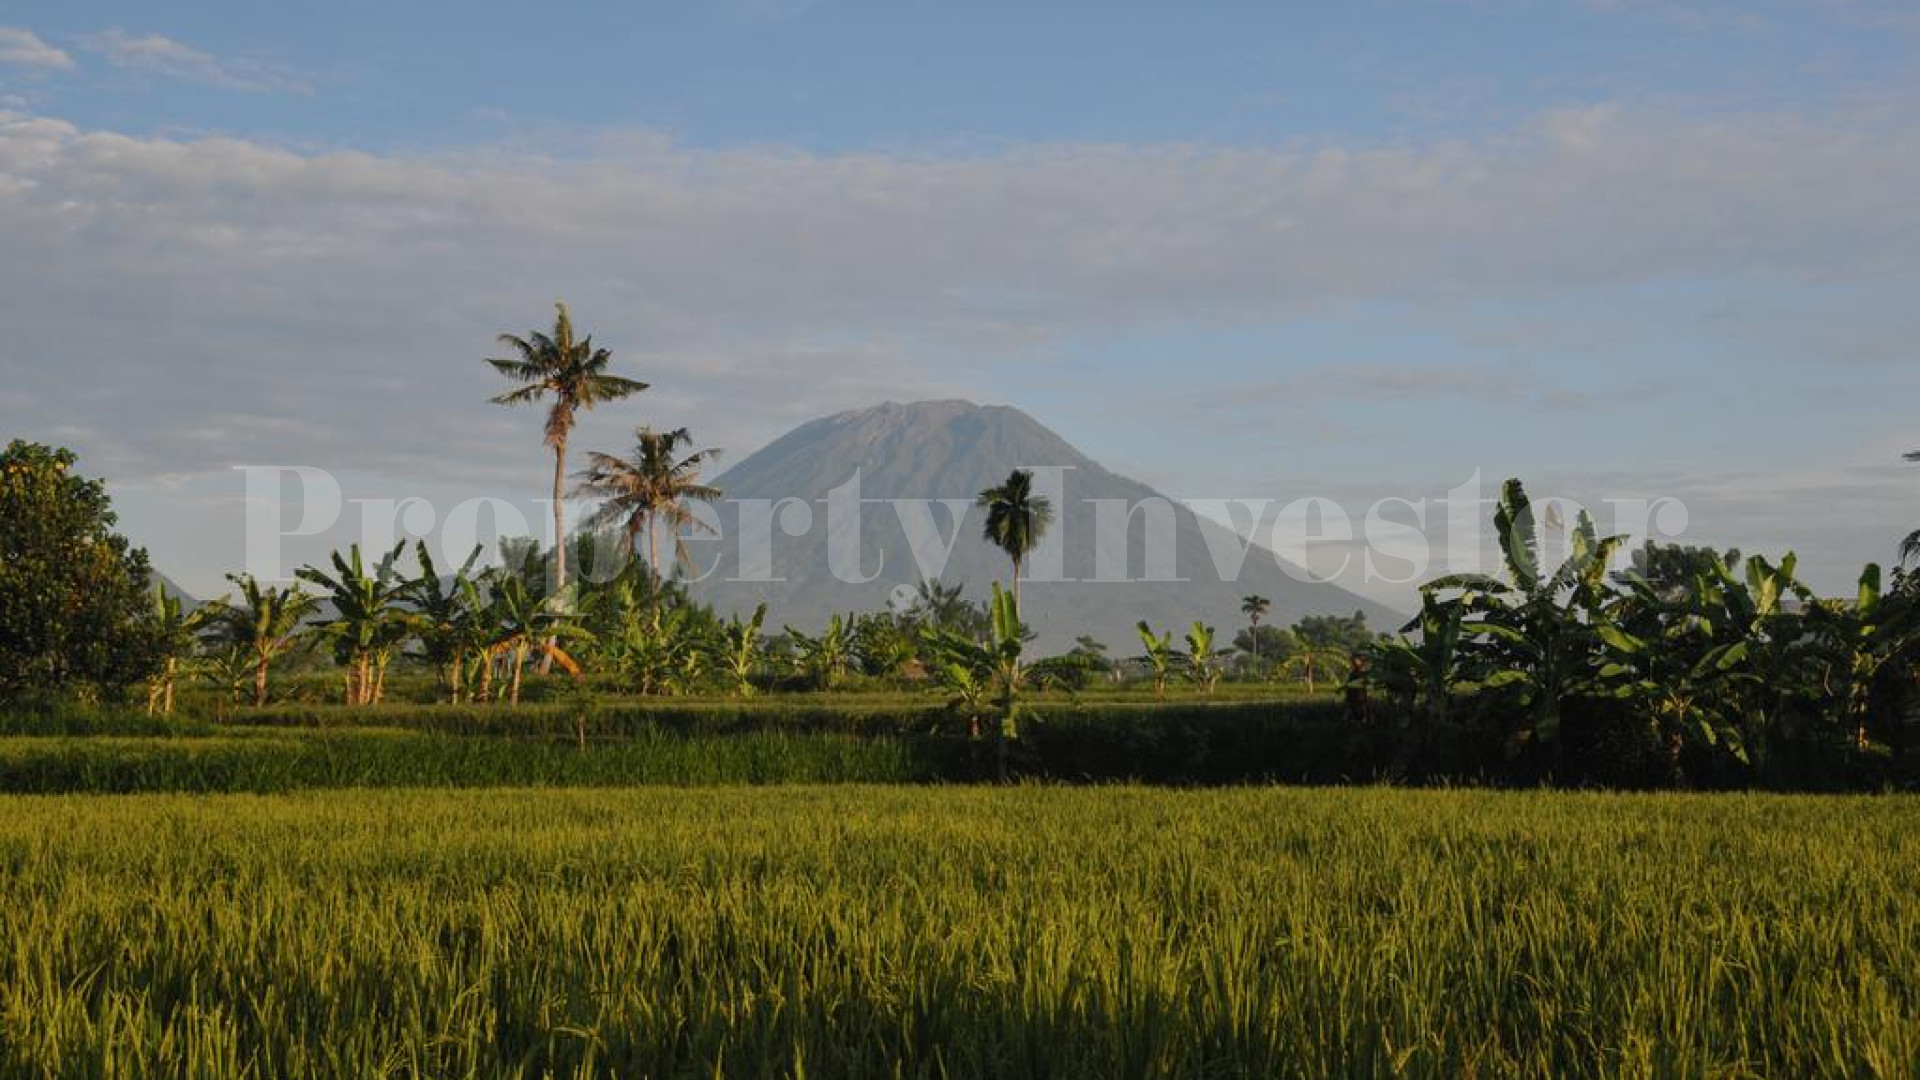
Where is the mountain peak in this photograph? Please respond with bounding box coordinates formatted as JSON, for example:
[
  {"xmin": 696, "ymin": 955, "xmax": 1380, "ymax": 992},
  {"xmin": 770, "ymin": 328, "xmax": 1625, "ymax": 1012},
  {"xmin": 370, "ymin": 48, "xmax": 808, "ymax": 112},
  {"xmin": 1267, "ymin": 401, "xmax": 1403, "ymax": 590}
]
[{"xmin": 695, "ymin": 400, "xmax": 1400, "ymax": 650}]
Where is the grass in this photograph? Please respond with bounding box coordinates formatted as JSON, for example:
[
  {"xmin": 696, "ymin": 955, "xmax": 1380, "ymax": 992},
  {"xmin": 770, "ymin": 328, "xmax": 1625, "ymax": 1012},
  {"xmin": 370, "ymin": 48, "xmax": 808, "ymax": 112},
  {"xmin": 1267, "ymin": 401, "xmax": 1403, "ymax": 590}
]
[
  {"xmin": 0, "ymin": 729, "xmax": 931, "ymax": 793},
  {"xmin": 0, "ymin": 786, "xmax": 1914, "ymax": 1078}
]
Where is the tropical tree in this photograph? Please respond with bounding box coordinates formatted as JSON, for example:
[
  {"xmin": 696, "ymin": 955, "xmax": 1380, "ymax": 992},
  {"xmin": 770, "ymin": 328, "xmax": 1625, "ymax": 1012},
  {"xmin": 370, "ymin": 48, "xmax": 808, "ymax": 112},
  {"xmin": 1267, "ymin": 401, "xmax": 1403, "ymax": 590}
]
[
  {"xmin": 146, "ymin": 584, "xmax": 221, "ymax": 715},
  {"xmin": 297, "ymin": 542, "xmax": 412, "ymax": 707},
  {"xmin": 719, "ymin": 603, "xmax": 769, "ymax": 697},
  {"xmin": 576, "ymin": 426, "xmax": 724, "ymax": 584},
  {"xmin": 611, "ymin": 605, "xmax": 712, "ymax": 696},
  {"xmin": 487, "ymin": 302, "xmax": 647, "ymax": 667},
  {"xmin": 1277, "ymin": 640, "xmax": 1349, "ymax": 694},
  {"xmin": 787, "ymin": 614, "xmax": 854, "ymax": 690},
  {"xmin": 0, "ymin": 441, "xmax": 165, "ymax": 705},
  {"xmin": 851, "ymin": 613, "xmax": 916, "ymax": 679},
  {"xmin": 920, "ymin": 584, "xmax": 1091, "ymax": 780},
  {"xmin": 1599, "ymin": 549, "xmax": 1815, "ymax": 772},
  {"xmin": 405, "ymin": 542, "xmax": 487, "ymax": 704},
  {"xmin": 1134, "ymin": 621, "xmax": 1178, "ymax": 699},
  {"xmin": 1183, "ymin": 622, "xmax": 1227, "ymax": 695},
  {"xmin": 210, "ymin": 575, "xmax": 317, "ymax": 707},
  {"xmin": 1802, "ymin": 565, "xmax": 1918, "ymax": 749},
  {"xmin": 1426, "ymin": 479, "xmax": 1624, "ymax": 764},
  {"xmin": 477, "ymin": 575, "xmax": 590, "ymax": 706},
  {"xmin": 976, "ymin": 470, "xmax": 1054, "ymax": 610},
  {"xmin": 904, "ymin": 578, "xmax": 988, "ymax": 638},
  {"xmin": 1367, "ymin": 592, "xmax": 1466, "ymax": 732},
  {"xmin": 1240, "ymin": 595, "xmax": 1271, "ymax": 662}
]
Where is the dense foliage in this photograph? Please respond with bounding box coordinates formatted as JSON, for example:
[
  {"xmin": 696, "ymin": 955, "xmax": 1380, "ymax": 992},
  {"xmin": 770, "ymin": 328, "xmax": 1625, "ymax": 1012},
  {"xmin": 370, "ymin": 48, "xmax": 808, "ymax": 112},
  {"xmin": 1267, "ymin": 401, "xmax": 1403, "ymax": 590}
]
[
  {"xmin": 1362, "ymin": 479, "xmax": 1920, "ymax": 786},
  {"xmin": 0, "ymin": 441, "xmax": 162, "ymax": 706}
]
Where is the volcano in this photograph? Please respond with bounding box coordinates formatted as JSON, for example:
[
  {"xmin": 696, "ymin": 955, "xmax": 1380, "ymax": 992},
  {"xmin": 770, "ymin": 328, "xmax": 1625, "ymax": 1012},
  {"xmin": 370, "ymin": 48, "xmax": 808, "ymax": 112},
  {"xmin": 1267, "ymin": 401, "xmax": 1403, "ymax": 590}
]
[{"xmin": 686, "ymin": 400, "xmax": 1398, "ymax": 652}]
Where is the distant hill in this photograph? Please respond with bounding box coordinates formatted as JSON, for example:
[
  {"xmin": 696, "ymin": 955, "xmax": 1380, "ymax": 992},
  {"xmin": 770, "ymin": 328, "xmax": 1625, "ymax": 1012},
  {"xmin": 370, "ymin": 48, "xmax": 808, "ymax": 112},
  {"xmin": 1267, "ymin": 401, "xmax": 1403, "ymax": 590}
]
[
  {"xmin": 152, "ymin": 570, "xmax": 199, "ymax": 609},
  {"xmin": 687, "ymin": 400, "xmax": 1399, "ymax": 652}
]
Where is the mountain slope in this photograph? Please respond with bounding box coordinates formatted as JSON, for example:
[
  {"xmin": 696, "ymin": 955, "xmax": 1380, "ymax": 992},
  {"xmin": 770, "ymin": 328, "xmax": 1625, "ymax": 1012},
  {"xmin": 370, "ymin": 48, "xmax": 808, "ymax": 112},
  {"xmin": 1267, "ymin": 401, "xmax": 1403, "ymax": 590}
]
[{"xmin": 687, "ymin": 400, "xmax": 1399, "ymax": 652}]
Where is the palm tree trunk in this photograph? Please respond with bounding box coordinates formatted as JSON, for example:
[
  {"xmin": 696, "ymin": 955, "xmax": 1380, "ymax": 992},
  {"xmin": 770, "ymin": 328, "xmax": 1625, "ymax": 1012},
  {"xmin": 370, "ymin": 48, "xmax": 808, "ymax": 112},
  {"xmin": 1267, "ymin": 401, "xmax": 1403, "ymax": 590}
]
[
  {"xmin": 649, "ymin": 516, "xmax": 661, "ymax": 582},
  {"xmin": 540, "ymin": 437, "xmax": 567, "ymax": 675},
  {"xmin": 164, "ymin": 657, "xmax": 177, "ymax": 715},
  {"xmin": 254, "ymin": 656, "xmax": 270, "ymax": 708},
  {"xmin": 1011, "ymin": 556, "xmax": 1022, "ymax": 613}
]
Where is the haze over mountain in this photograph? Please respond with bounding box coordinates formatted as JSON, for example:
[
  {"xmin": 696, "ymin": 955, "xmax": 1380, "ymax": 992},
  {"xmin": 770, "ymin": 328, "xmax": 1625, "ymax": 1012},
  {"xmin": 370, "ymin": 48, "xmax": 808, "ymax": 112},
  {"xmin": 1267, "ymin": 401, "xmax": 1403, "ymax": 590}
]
[{"xmin": 688, "ymin": 400, "xmax": 1399, "ymax": 652}]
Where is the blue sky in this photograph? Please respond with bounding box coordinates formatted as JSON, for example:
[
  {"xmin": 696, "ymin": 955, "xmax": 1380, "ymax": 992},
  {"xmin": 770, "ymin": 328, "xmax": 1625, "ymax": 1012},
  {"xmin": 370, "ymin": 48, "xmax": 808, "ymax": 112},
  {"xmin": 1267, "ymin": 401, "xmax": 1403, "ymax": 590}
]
[{"xmin": 2, "ymin": 0, "xmax": 1917, "ymax": 607}]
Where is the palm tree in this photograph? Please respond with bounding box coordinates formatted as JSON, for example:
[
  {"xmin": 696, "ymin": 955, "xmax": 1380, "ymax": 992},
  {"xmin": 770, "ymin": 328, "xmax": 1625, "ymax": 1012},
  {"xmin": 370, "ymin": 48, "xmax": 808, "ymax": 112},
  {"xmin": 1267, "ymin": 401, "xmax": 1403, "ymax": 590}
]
[
  {"xmin": 575, "ymin": 426, "xmax": 723, "ymax": 583},
  {"xmin": 976, "ymin": 469, "xmax": 1054, "ymax": 610},
  {"xmin": 210, "ymin": 575, "xmax": 317, "ymax": 707},
  {"xmin": 1240, "ymin": 595, "xmax": 1271, "ymax": 661},
  {"xmin": 487, "ymin": 302, "xmax": 647, "ymax": 666}
]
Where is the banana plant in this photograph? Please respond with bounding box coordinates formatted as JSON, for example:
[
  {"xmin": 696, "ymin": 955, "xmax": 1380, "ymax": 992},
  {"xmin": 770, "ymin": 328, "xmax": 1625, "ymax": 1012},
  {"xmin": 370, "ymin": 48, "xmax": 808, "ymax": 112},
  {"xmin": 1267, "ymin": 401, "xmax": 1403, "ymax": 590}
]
[
  {"xmin": 1275, "ymin": 644, "xmax": 1349, "ymax": 694},
  {"xmin": 1134, "ymin": 621, "xmax": 1178, "ymax": 699},
  {"xmin": 478, "ymin": 574, "xmax": 591, "ymax": 706},
  {"xmin": 146, "ymin": 584, "xmax": 223, "ymax": 715},
  {"xmin": 786, "ymin": 613, "xmax": 853, "ymax": 690},
  {"xmin": 1182, "ymin": 622, "xmax": 1227, "ymax": 696},
  {"xmin": 1426, "ymin": 479, "xmax": 1625, "ymax": 762},
  {"xmin": 718, "ymin": 603, "xmax": 768, "ymax": 697},
  {"xmin": 1593, "ymin": 605, "xmax": 1753, "ymax": 771},
  {"xmin": 920, "ymin": 584, "xmax": 1086, "ymax": 780},
  {"xmin": 1803, "ymin": 564, "xmax": 1918, "ymax": 749},
  {"xmin": 210, "ymin": 575, "xmax": 318, "ymax": 707},
  {"xmin": 406, "ymin": 542, "xmax": 487, "ymax": 704},
  {"xmin": 1366, "ymin": 592, "xmax": 1468, "ymax": 729},
  {"xmin": 617, "ymin": 605, "xmax": 714, "ymax": 696},
  {"xmin": 297, "ymin": 542, "xmax": 413, "ymax": 707}
]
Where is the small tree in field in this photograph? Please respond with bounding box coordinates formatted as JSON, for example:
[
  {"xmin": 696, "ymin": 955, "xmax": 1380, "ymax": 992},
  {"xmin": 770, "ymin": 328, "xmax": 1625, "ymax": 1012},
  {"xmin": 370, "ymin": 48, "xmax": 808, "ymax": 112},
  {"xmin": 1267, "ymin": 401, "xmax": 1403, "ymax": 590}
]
[
  {"xmin": 0, "ymin": 441, "xmax": 164, "ymax": 706},
  {"xmin": 211, "ymin": 575, "xmax": 317, "ymax": 708}
]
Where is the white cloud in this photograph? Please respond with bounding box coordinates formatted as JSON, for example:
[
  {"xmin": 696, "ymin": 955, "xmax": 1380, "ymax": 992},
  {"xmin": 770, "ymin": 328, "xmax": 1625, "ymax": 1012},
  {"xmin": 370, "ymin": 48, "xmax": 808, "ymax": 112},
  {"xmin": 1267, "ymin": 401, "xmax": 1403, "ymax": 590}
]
[
  {"xmin": 1, "ymin": 102, "xmax": 1918, "ymax": 595},
  {"xmin": 1, "ymin": 102, "xmax": 1916, "ymax": 478},
  {"xmin": 78, "ymin": 29, "xmax": 310, "ymax": 94},
  {"xmin": 0, "ymin": 27, "xmax": 72, "ymax": 71}
]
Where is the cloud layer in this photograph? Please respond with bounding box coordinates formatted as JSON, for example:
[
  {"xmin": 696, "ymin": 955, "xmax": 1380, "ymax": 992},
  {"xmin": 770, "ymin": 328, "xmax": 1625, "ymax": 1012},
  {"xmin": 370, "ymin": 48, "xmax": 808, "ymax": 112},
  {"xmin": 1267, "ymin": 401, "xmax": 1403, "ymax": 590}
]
[
  {"xmin": 2, "ymin": 99, "xmax": 1917, "ymax": 595},
  {"xmin": 77, "ymin": 29, "xmax": 310, "ymax": 94},
  {"xmin": 0, "ymin": 27, "xmax": 71, "ymax": 71}
]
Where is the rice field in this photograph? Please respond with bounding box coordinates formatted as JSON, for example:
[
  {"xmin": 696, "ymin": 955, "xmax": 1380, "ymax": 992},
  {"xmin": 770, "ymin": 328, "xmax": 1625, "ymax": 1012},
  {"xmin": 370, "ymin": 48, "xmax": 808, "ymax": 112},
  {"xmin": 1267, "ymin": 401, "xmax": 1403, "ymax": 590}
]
[{"xmin": 1, "ymin": 786, "xmax": 1915, "ymax": 1079}]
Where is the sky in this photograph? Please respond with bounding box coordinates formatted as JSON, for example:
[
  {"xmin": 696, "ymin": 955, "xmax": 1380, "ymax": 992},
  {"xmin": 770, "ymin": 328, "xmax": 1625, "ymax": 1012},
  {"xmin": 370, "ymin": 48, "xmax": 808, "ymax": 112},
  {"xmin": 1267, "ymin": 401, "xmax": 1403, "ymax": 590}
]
[{"xmin": 2, "ymin": 0, "xmax": 1917, "ymax": 609}]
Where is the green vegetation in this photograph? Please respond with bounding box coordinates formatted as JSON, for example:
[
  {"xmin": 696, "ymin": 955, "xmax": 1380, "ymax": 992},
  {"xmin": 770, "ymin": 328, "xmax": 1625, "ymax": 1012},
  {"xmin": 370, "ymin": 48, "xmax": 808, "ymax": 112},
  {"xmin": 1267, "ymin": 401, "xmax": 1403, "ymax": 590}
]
[
  {"xmin": 1, "ymin": 787, "xmax": 1914, "ymax": 1079},
  {"xmin": 1358, "ymin": 479, "xmax": 1920, "ymax": 786},
  {"xmin": 0, "ymin": 440, "xmax": 163, "ymax": 707}
]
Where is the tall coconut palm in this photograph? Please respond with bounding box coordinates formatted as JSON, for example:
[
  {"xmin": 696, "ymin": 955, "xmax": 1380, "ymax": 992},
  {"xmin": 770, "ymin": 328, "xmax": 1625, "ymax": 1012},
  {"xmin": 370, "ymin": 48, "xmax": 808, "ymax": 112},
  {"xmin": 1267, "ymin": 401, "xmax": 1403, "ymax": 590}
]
[
  {"xmin": 1240, "ymin": 594, "xmax": 1271, "ymax": 661},
  {"xmin": 575, "ymin": 426, "xmax": 723, "ymax": 584},
  {"xmin": 976, "ymin": 469, "xmax": 1053, "ymax": 611},
  {"xmin": 487, "ymin": 302, "xmax": 647, "ymax": 666},
  {"xmin": 210, "ymin": 575, "xmax": 317, "ymax": 707}
]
